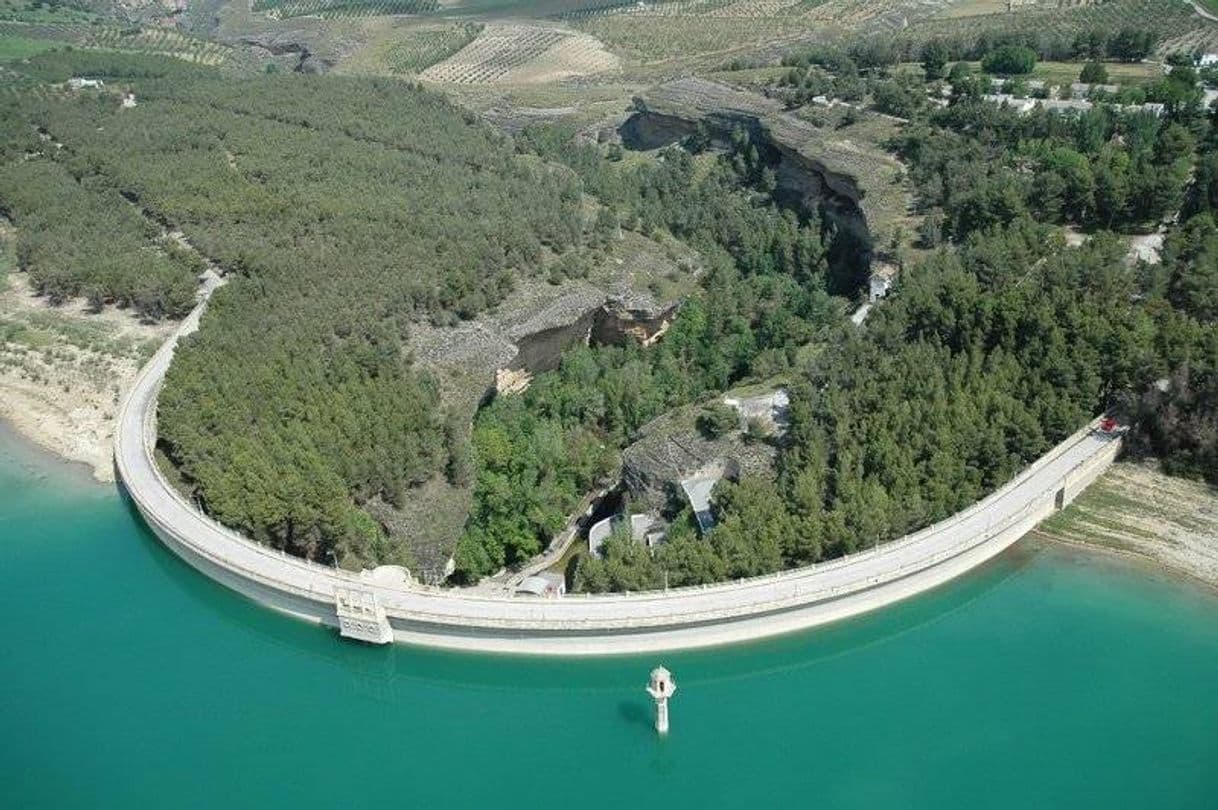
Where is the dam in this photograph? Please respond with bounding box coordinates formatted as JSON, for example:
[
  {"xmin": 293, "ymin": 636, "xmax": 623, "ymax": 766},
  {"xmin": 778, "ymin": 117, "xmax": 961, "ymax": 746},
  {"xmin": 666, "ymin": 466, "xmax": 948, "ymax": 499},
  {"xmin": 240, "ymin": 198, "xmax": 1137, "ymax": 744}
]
[{"xmin": 113, "ymin": 275, "xmax": 1124, "ymax": 654}]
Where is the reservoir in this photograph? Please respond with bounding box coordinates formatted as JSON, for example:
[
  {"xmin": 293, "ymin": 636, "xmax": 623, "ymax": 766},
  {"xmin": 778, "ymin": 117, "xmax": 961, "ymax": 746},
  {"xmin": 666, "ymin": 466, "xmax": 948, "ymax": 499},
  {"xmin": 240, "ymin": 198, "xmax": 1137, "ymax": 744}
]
[{"xmin": 2, "ymin": 428, "xmax": 1216, "ymax": 808}]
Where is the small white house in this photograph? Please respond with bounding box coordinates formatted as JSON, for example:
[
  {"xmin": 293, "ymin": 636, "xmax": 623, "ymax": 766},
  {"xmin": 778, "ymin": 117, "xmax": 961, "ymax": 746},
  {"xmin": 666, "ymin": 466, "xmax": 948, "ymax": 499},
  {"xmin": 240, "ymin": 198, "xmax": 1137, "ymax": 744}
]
[
  {"xmin": 516, "ymin": 572, "xmax": 565, "ymax": 598},
  {"xmin": 68, "ymin": 77, "xmax": 104, "ymax": 90},
  {"xmin": 1198, "ymin": 53, "xmax": 1218, "ymax": 67},
  {"xmin": 868, "ymin": 263, "xmax": 899, "ymax": 303},
  {"xmin": 1070, "ymin": 82, "xmax": 1119, "ymax": 98},
  {"xmin": 120, "ymin": 92, "xmax": 137, "ymax": 109},
  {"xmin": 588, "ymin": 515, "xmax": 614, "ymax": 557}
]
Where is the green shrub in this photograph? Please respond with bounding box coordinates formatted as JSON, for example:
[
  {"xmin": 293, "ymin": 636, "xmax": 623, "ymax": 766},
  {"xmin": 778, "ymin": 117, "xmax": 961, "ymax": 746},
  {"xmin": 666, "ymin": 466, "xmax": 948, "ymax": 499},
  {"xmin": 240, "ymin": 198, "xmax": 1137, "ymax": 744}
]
[{"xmin": 981, "ymin": 45, "xmax": 1036, "ymax": 76}]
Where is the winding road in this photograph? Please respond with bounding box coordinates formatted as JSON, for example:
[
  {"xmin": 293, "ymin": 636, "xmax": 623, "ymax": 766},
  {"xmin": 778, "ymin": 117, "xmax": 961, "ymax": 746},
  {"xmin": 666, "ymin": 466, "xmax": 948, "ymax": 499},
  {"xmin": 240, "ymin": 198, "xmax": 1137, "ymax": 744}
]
[
  {"xmin": 1192, "ymin": 1, "xmax": 1218, "ymax": 24},
  {"xmin": 114, "ymin": 275, "xmax": 1123, "ymax": 654}
]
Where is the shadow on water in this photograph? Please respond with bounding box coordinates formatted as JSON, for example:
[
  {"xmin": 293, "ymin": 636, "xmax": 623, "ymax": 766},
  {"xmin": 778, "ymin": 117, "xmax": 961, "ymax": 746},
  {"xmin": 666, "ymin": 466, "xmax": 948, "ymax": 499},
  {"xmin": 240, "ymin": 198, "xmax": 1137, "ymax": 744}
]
[
  {"xmin": 115, "ymin": 478, "xmax": 1039, "ymax": 699},
  {"xmin": 617, "ymin": 700, "xmax": 653, "ymax": 732}
]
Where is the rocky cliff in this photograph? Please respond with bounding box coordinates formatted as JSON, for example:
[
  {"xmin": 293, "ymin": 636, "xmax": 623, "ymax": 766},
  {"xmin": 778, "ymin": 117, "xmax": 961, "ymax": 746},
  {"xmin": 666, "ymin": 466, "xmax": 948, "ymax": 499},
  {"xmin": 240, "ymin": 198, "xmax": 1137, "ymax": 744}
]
[{"xmin": 621, "ymin": 78, "xmax": 911, "ymax": 275}]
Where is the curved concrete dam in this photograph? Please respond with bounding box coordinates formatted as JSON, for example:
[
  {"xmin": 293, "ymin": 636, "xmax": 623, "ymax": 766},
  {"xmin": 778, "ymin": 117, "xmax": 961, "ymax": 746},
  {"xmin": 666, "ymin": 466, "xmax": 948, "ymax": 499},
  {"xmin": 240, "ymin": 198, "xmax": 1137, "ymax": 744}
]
[{"xmin": 114, "ymin": 281, "xmax": 1124, "ymax": 655}]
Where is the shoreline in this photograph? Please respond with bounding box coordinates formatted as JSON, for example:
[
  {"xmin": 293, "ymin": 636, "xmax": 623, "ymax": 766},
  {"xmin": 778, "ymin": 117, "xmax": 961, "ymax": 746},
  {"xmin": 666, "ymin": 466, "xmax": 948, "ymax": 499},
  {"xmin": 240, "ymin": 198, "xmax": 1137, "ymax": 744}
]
[
  {"xmin": 0, "ymin": 406, "xmax": 113, "ymax": 483},
  {"xmin": 113, "ymin": 284, "xmax": 1125, "ymax": 654},
  {"xmin": 1031, "ymin": 461, "xmax": 1218, "ymax": 592},
  {"xmin": 0, "ymin": 417, "xmax": 108, "ymax": 491},
  {"xmin": 1033, "ymin": 531, "xmax": 1218, "ymax": 595},
  {"xmin": 0, "ymin": 273, "xmax": 173, "ymax": 485}
]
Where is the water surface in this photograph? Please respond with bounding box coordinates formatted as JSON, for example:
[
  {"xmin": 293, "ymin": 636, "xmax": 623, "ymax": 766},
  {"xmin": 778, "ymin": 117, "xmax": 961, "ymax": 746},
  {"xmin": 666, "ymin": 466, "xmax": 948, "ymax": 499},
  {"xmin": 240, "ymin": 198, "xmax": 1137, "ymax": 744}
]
[{"xmin": 2, "ymin": 428, "xmax": 1216, "ymax": 808}]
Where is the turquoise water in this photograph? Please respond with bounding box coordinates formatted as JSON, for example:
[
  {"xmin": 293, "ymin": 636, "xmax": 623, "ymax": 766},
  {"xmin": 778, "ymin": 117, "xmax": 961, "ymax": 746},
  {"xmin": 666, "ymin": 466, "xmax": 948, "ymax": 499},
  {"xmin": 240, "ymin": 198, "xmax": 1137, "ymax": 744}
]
[{"xmin": 2, "ymin": 429, "xmax": 1217, "ymax": 809}]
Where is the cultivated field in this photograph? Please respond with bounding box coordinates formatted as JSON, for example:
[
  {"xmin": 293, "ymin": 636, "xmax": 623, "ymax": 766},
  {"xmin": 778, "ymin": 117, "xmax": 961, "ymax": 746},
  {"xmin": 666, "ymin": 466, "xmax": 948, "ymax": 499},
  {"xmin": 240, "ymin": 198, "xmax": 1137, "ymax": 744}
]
[
  {"xmin": 420, "ymin": 23, "xmax": 618, "ymax": 83},
  {"xmin": 252, "ymin": 0, "xmax": 439, "ymax": 20},
  {"xmin": 571, "ymin": 0, "xmax": 947, "ymax": 68},
  {"xmin": 339, "ymin": 20, "xmax": 484, "ymax": 74},
  {"xmin": 0, "ymin": 34, "xmax": 65, "ymax": 60},
  {"xmin": 911, "ymin": 0, "xmax": 1213, "ymax": 54},
  {"xmin": 0, "ymin": 21, "xmax": 230, "ymax": 64}
]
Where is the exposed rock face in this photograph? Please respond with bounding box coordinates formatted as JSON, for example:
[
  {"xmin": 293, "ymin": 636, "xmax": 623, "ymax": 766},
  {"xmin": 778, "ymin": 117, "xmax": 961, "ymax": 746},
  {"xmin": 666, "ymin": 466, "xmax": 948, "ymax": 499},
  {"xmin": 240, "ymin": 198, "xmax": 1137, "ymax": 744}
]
[
  {"xmin": 591, "ymin": 299, "xmax": 678, "ymax": 348},
  {"xmin": 507, "ymin": 306, "xmax": 599, "ymax": 376},
  {"xmin": 621, "ymin": 402, "xmax": 778, "ymax": 515},
  {"xmin": 394, "ymin": 238, "xmax": 698, "ymax": 572},
  {"xmin": 506, "ymin": 297, "xmax": 678, "ymax": 378},
  {"xmin": 296, "ymin": 55, "xmax": 331, "ymax": 75},
  {"xmin": 620, "ymin": 78, "xmax": 909, "ymax": 278},
  {"xmin": 237, "ymin": 35, "xmax": 331, "ymax": 74}
]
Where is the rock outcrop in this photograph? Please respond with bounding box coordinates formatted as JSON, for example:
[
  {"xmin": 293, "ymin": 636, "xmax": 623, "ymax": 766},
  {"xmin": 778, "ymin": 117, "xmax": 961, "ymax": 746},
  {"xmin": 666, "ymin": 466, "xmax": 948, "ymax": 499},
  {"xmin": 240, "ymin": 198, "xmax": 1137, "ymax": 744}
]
[{"xmin": 621, "ymin": 78, "xmax": 911, "ymax": 276}]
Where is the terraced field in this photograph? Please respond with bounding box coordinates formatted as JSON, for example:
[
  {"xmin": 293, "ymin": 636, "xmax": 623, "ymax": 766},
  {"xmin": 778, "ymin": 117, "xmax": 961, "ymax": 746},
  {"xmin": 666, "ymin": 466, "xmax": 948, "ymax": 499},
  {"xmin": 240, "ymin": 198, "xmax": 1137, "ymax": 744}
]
[
  {"xmin": 571, "ymin": 0, "xmax": 946, "ymax": 66},
  {"xmin": 381, "ymin": 22, "xmax": 483, "ymax": 73},
  {"xmin": 420, "ymin": 23, "xmax": 618, "ymax": 83},
  {"xmin": 0, "ymin": 22, "xmax": 230, "ymax": 64},
  {"xmin": 911, "ymin": 0, "xmax": 1213, "ymax": 53},
  {"xmin": 252, "ymin": 0, "xmax": 440, "ymax": 20}
]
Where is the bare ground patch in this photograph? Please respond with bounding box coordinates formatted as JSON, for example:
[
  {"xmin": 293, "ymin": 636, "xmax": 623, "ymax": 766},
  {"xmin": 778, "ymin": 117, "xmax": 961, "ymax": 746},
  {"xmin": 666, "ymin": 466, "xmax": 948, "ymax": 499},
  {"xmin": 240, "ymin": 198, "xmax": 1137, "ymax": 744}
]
[
  {"xmin": 420, "ymin": 23, "xmax": 619, "ymax": 85},
  {"xmin": 0, "ymin": 272, "xmax": 173, "ymax": 482},
  {"xmin": 1036, "ymin": 461, "xmax": 1218, "ymax": 589}
]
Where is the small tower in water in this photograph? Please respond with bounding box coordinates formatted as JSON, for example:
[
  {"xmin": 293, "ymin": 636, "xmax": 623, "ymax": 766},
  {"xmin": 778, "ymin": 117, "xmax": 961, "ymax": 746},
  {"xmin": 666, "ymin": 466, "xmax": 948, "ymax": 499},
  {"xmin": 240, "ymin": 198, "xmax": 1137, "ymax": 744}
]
[{"xmin": 646, "ymin": 666, "xmax": 676, "ymax": 735}]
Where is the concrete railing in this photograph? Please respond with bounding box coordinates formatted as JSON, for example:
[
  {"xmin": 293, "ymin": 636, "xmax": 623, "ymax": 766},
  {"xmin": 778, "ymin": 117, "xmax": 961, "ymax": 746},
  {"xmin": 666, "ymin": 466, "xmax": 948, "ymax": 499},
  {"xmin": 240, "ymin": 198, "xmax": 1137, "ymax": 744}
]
[{"xmin": 115, "ymin": 280, "xmax": 1123, "ymax": 654}]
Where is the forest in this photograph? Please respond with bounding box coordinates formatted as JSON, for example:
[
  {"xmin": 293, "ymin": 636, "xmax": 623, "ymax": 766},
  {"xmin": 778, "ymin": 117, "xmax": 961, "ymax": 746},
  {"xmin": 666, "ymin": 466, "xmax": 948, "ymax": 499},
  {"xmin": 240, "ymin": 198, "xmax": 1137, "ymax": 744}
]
[
  {"xmin": 1, "ymin": 46, "xmax": 1215, "ymax": 588},
  {"xmin": 452, "ymin": 130, "xmax": 840, "ymax": 581},
  {"xmin": 0, "ymin": 54, "xmax": 587, "ymax": 567},
  {"xmin": 575, "ymin": 57, "xmax": 1218, "ymax": 591}
]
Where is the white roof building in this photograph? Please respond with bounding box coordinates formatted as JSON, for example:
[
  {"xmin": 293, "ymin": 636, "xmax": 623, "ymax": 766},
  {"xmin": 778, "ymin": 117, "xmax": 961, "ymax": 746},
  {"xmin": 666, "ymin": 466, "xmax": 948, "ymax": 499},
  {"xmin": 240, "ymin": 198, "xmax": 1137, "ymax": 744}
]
[
  {"xmin": 868, "ymin": 262, "xmax": 899, "ymax": 303},
  {"xmin": 1071, "ymin": 82, "xmax": 1119, "ymax": 97},
  {"xmin": 516, "ymin": 572, "xmax": 566, "ymax": 597},
  {"xmin": 681, "ymin": 475, "xmax": 719, "ymax": 534}
]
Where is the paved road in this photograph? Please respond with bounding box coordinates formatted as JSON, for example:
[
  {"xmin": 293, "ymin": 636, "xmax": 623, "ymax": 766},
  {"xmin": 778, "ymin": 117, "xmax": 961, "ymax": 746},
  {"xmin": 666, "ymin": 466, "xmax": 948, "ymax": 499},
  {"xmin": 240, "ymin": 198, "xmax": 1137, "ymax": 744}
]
[{"xmin": 114, "ymin": 279, "xmax": 1121, "ymax": 652}]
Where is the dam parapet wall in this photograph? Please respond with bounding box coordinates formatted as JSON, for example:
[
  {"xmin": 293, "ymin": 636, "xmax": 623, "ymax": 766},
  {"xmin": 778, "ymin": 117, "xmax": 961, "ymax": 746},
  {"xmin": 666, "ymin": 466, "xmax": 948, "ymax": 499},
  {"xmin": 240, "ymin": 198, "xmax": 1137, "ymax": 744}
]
[{"xmin": 115, "ymin": 277, "xmax": 1123, "ymax": 655}]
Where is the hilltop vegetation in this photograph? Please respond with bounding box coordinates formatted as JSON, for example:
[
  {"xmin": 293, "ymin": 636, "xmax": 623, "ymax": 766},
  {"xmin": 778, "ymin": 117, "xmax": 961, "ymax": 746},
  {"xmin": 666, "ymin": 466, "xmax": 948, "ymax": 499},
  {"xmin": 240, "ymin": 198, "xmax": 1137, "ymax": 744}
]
[
  {"xmin": 455, "ymin": 129, "xmax": 840, "ymax": 580},
  {"xmin": 578, "ymin": 55, "xmax": 1218, "ymax": 591},
  {"xmin": 3, "ymin": 0, "xmax": 1217, "ymax": 590},
  {"xmin": 0, "ymin": 54, "xmax": 588, "ymax": 567}
]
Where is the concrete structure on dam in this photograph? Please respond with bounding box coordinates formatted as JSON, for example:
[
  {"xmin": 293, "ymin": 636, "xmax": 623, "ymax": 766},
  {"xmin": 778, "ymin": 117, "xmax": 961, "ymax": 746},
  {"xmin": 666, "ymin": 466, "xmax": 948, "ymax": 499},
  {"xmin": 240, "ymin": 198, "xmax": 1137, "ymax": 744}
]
[{"xmin": 115, "ymin": 279, "xmax": 1124, "ymax": 655}]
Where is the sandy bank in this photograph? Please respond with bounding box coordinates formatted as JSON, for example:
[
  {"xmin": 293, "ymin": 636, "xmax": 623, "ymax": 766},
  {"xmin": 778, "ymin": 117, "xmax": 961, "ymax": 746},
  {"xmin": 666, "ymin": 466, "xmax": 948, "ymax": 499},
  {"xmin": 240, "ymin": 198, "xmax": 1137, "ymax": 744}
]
[
  {"xmin": 0, "ymin": 273, "xmax": 172, "ymax": 483},
  {"xmin": 1036, "ymin": 461, "xmax": 1218, "ymax": 589}
]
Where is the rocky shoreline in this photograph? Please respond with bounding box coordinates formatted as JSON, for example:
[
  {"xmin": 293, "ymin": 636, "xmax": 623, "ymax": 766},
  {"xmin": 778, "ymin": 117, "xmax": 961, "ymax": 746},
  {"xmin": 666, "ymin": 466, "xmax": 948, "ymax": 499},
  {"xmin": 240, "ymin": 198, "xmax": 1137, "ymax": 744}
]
[
  {"xmin": 1035, "ymin": 461, "xmax": 1218, "ymax": 590},
  {"xmin": 0, "ymin": 274, "xmax": 171, "ymax": 484}
]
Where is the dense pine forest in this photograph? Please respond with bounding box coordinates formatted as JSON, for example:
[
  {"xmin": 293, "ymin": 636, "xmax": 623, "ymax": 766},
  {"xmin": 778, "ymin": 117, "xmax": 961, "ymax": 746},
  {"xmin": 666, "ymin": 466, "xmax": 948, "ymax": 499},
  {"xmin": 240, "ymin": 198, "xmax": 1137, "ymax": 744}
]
[
  {"xmin": 1, "ymin": 53, "xmax": 586, "ymax": 567},
  {"xmin": 1, "ymin": 45, "xmax": 1215, "ymax": 588},
  {"xmin": 454, "ymin": 135, "xmax": 840, "ymax": 580},
  {"xmin": 569, "ymin": 69, "xmax": 1218, "ymax": 591}
]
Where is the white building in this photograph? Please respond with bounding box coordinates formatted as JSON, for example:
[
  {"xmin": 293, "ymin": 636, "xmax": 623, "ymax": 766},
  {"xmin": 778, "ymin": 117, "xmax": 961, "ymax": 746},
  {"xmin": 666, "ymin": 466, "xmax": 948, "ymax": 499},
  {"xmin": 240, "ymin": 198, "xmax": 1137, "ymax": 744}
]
[
  {"xmin": 67, "ymin": 77, "xmax": 104, "ymax": 90},
  {"xmin": 630, "ymin": 513, "xmax": 666, "ymax": 549},
  {"xmin": 515, "ymin": 572, "xmax": 566, "ymax": 597},
  {"xmin": 1070, "ymin": 82, "xmax": 1119, "ymax": 98},
  {"xmin": 588, "ymin": 515, "xmax": 614, "ymax": 557},
  {"xmin": 681, "ymin": 474, "xmax": 720, "ymax": 534},
  {"xmin": 868, "ymin": 262, "xmax": 899, "ymax": 303}
]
